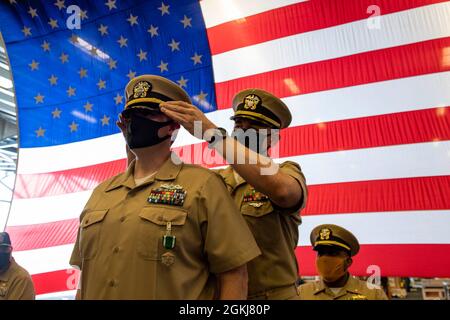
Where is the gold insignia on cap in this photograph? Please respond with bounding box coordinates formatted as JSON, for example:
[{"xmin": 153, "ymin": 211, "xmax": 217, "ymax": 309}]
[
  {"xmin": 133, "ymin": 81, "xmax": 151, "ymax": 98},
  {"xmin": 243, "ymin": 94, "xmax": 261, "ymax": 110},
  {"xmin": 319, "ymin": 228, "xmax": 331, "ymax": 240},
  {"xmin": 161, "ymin": 252, "xmax": 175, "ymax": 266}
]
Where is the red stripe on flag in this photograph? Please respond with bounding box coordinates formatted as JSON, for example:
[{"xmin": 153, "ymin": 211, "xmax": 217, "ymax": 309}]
[
  {"xmin": 32, "ymin": 269, "xmax": 79, "ymax": 296},
  {"xmin": 296, "ymin": 244, "xmax": 450, "ymax": 277},
  {"xmin": 14, "ymin": 107, "xmax": 450, "ymax": 198},
  {"xmin": 7, "ymin": 219, "xmax": 78, "ymax": 252},
  {"xmin": 215, "ymin": 37, "xmax": 450, "ymax": 109},
  {"xmin": 207, "ymin": 0, "xmax": 447, "ymax": 55},
  {"xmin": 9, "ymin": 175, "xmax": 450, "ymax": 252},
  {"xmin": 304, "ymin": 176, "xmax": 450, "ymax": 215}
]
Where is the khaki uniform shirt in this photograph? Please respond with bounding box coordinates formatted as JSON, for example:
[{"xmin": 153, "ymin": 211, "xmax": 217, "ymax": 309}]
[
  {"xmin": 0, "ymin": 258, "xmax": 35, "ymax": 300},
  {"xmin": 299, "ymin": 276, "xmax": 388, "ymax": 300},
  {"xmin": 70, "ymin": 155, "xmax": 261, "ymax": 300},
  {"xmin": 217, "ymin": 161, "xmax": 308, "ymax": 299}
]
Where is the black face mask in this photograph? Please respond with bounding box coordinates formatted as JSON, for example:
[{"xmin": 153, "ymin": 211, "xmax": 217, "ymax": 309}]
[
  {"xmin": 124, "ymin": 112, "xmax": 173, "ymax": 149},
  {"xmin": 232, "ymin": 128, "xmax": 269, "ymax": 154},
  {"xmin": 0, "ymin": 252, "xmax": 11, "ymax": 270}
]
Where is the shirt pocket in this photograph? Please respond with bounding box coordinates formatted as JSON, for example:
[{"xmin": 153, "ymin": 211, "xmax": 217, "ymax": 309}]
[
  {"xmin": 240, "ymin": 201, "xmax": 283, "ymax": 247},
  {"xmin": 79, "ymin": 209, "xmax": 109, "ymax": 260},
  {"xmin": 137, "ymin": 205, "xmax": 188, "ymax": 260}
]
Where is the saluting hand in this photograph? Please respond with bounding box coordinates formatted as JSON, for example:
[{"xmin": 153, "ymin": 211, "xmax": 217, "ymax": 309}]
[{"xmin": 160, "ymin": 101, "xmax": 217, "ymax": 139}]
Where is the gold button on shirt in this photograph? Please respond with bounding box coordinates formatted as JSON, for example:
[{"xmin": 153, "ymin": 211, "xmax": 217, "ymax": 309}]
[
  {"xmin": 298, "ymin": 276, "xmax": 389, "ymax": 300},
  {"xmin": 70, "ymin": 154, "xmax": 261, "ymax": 300},
  {"xmin": 0, "ymin": 258, "xmax": 35, "ymax": 300},
  {"xmin": 217, "ymin": 161, "xmax": 308, "ymax": 299}
]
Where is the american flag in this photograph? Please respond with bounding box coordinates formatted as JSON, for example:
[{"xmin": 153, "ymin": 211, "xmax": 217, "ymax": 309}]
[{"xmin": 1, "ymin": 0, "xmax": 449, "ymax": 299}]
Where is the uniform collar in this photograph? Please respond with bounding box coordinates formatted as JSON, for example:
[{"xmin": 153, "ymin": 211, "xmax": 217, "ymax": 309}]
[
  {"xmin": 221, "ymin": 166, "xmax": 247, "ymax": 192},
  {"xmin": 105, "ymin": 153, "xmax": 183, "ymax": 192},
  {"xmin": 313, "ymin": 274, "xmax": 359, "ymax": 298},
  {"xmin": 0, "ymin": 258, "xmax": 16, "ymax": 282}
]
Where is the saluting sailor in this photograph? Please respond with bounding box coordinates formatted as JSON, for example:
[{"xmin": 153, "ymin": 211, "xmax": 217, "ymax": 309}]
[{"xmin": 70, "ymin": 75, "xmax": 261, "ymax": 300}]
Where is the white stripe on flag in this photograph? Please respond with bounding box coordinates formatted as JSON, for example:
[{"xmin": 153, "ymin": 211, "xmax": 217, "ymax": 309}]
[
  {"xmin": 8, "ymin": 190, "xmax": 92, "ymax": 226},
  {"xmin": 212, "ymin": 2, "xmax": 450, "ymax": 82},
  {"xmin": 17, "ymin": 132, "xmax": 126, "ymax": 174},
  {"xmin": 298, "ymin": 210, "xmax": 450, "ymax": 246},
  {"xmin": 294, "ymin": 141, "xmax": 450, "ymax": 185},
  {"xmin": 13, "ymin": 244, "xmax": 74, "ymax": 275}
]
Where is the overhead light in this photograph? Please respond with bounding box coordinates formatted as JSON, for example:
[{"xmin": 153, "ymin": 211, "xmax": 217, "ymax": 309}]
[
  {"xmin": 71, "ymin": 110, "xmax": 97, "ymax": 124},
  {"xmin": 71, "ymin": 36, "xmax": 110, "ymax": 61}
]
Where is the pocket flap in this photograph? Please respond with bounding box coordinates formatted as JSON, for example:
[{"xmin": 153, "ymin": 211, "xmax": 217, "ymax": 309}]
[
  {"xmin": 139, "ymin": 206, "xmax": 187, "ymax": 226},
  {"xmin": 82, "ymin": 209, "xmax": 108, "ymax": 228}
]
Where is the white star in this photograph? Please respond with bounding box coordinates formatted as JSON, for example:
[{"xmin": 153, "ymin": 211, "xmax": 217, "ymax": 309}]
[
  {"xmin": 105, "ymin": 0, "xmax": 117, "ymax": 10},
  {"xmin": 117, "ymin": 35, "xmax": 128, "ymax": 48},
  {"xmin": 48, "ymin": 75, "xmax": 58, "ymax": 86},
  {"xmin": 158, "ymin": 2, "xmax": 170, "ymax": 15},
  {"xmin": 177, "ymin": 76, "xmax": 188, "ymax": 88},
  {"xmin": 158, "ymin": 60, "xmax": 169, "ymax": 73},
  {"xmin": 127, "ymin": 70, "xmax": 136, "ymax": 80},
  {"xmin": 78, "ymin": 68, "xmax": 88, "ymax": 79},
  {"xmin": 101, "ymin": 115, "xmax": 110, "ymax": 126},
  {"xmin": 180, "ymin": 15, "xmax": 192, "ymax": 28},
  {"xmin": 97, "ymin": 79, "xmax": 106, "ymax": 90},
  {"xmin": 54, "ymin": 0, "xmax": 66, "ymax": 10},
  {"xmin": 127, "ymin": 14, "xmax": 138, "ymax": 26},
  {"xmin": 29, "ymin": 60, "xmax": 39, "ymax": 71},
  {"xmin": 98, "ymin": 24, "xmax": 108, "ymax": 36},
  {"xmin": 114, "ymin": 93, "xmax": 123, "ymax": 105},
  {"xmin": 34, "ymin": 93, "xmax": 44, "ymax": 104},
  {"xmin": 191, "ymin": 52, "xmax": 203, "ymax": 65},
  {"xmin": 137, "ymin": 49, "xmax": 147, "ymax": 62},
  {"xmin": 9, "ymin": 0, "xmax": 17, "ymax": 4},
  {"xmin": 69, "ymin": 121, "xmax": 79, "ymax": 132},
  {"xmin": 83, "ymin": 101, "xmax": 93, "ymax": 112},
  {"xmin": 168, "ymin": 39, "xmax": 180, "ymax": 52},
  {"xmin": 41, "ymin": 40, "xmax": 51, "ymax": 52},
  {"xmin": 48, "ymin": 18, "xmax": 59, "ymax": 29},
  {"xmin": 35, "ymin": 127, "xmax": 46, "ymax": 137},
  {"xmin": 59, "ymin": 52, "xmax": 69, "ymax": 64},
  {"xmin": 80, "ymin": 10, "xmax": 88, "ymax": 20},
  {"xmin": 52, "ymin": 108, "xmax": 62, "ymax": 118},
  {"xmin": 28, "ymin": 6, "xmax": 38, "ymax": 18},
  {"xmin": 108, "ymin": 59, "xmax": 117, "ymax": 70},
  {"xmin": 147, "ymin": 25, "xmax": 159, "ymax": 37},
  {"xmin": 21, "ymin": 26, "xmax": 32, "ymax": 37},
  {"xmin": 67, "ymin": 86, "xmax": 76, "ymax": 97}
]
